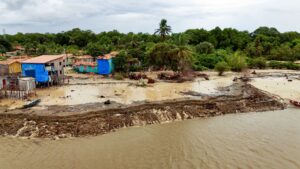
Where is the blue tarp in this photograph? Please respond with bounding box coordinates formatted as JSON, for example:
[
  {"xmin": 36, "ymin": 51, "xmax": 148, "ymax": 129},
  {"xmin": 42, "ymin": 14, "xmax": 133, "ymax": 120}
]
[
  {"xmin": 22, "ymin": 63, "xmax": 49, "ymax": 83},
  {"xmin": 97, "ymin": 59, "xmax": 113, "ymax": 75}
]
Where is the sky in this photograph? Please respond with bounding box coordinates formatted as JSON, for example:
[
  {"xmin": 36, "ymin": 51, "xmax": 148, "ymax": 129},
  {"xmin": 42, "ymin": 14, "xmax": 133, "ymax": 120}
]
[{"xmin": 1, "ymin": 0, "xmax": 300, "ymax": 34}]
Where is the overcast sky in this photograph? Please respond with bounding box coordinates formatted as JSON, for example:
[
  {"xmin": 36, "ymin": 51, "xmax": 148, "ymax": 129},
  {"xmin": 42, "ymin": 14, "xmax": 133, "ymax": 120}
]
[{"xmin": 1, "ymin": 0, "xmax": 300, "ymax": 34}]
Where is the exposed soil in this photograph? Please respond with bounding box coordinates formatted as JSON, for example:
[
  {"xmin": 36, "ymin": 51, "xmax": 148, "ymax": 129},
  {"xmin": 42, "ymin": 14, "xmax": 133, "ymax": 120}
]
[{"xmin": 0, "ymin": 83, "xmax": 285, "ymax": 139}]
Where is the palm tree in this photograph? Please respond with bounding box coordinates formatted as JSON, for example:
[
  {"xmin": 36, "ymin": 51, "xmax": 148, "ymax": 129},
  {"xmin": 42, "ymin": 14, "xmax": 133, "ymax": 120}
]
[
  {"xmin": 172, "ymin": 45, "xmax": 193, "ymax": 72},
  {"xmin": 154, "ymin": 19, "xmax": 172, "ymax": 41}
]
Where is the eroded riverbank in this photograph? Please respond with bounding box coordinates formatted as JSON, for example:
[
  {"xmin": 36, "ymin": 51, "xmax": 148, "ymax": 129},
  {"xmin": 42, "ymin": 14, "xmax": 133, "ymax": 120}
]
[{"xmin": 0, "ymin": 83, "xmax": 285, "ymax": 138}]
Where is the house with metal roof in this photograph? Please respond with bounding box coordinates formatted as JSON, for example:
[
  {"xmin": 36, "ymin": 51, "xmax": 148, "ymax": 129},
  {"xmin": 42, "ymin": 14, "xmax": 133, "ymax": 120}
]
[
  {"xmin": 21, "ymin": 55, "xmax": 66, "ymax": 85},
  {"xmin": 0, "ymin": 57, "xmax": 30, "ymax": 89}
]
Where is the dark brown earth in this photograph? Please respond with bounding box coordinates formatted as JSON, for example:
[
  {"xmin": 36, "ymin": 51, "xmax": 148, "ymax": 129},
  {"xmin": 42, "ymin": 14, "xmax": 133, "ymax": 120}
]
[{"xmin": 0, "ymin": 83, "xmax": 286, "ymax": 139}]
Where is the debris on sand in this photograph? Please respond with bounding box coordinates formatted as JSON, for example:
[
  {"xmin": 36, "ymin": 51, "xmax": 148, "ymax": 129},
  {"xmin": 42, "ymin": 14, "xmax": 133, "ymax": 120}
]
[
  {"xmin": 195, "ymin": 73, "xmax": 210, "ymax": 80},
  {"xmin": 233, "ymin": 76, "xmax": 251, "ymax": 82},
  {"xmin": 147, "ymin": 78, "xmax": 155, "ymax": 84},
  {"xmin": 158, "ymin": 72, "xmax": 181, "ymax": 81},
  {"xmin": 129, "ymin": 73, "xmax": 148, "ymax": 80},
  {"xmin": 104, "ymin": 100, "xmax": 111, "ymax": 105}
]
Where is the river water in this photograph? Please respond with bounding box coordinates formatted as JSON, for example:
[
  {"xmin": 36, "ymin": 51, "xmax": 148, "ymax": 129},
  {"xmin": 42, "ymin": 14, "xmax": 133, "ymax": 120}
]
[{"xmin": 1, "ymin": 108, "xmax": 300, "ymax": 169}]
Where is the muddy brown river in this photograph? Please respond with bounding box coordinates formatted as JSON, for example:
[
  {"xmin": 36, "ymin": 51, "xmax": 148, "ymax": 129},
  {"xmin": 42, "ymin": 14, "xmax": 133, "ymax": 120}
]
[{"xmin": 1, "ymin": 108, "xmax": 300, "ymax": 169}]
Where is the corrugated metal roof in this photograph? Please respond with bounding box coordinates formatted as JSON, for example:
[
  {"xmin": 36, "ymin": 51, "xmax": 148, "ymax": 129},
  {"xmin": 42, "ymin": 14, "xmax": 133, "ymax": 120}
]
[
  {"xmin": 76, "ymin": 55, "xmax": 93, "ymax": 59},
  {"xmin": 98, "ymin": 54, "xmax": 113, "ymax": 60},
  {"xmin": 74, "ymin": 62, "xmax": 96, "ymax": 66},
  {"xmin": 0, "ymin": 58, "xmax": 28, "ymax": 65},
  {"xmin": 21, "ymin": 55, "xmax": 64, "ymax": 64}
]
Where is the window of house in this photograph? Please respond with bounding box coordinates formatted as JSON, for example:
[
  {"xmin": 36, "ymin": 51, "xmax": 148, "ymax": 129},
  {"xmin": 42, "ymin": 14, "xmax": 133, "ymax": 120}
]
[
  {"xmin": 59, "ymin": 62, "xmax": 62, "ymax": 66},
  {"xmin": 60, "ymin": 71, "xmax": 62, "ymax": 74}
]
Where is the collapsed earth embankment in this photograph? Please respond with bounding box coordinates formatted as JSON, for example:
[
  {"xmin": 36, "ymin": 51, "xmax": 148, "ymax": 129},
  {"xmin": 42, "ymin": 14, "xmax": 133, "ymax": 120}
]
[{"xmin": 0, "ymin": 83, "xmax": 285, "ymax": 139}]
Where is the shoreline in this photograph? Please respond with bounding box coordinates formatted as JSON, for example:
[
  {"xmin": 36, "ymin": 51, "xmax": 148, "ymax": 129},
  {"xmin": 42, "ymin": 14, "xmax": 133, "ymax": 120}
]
[{"xmin": 0, "ymin": 83, "xmax": 286, "ymax": 139}]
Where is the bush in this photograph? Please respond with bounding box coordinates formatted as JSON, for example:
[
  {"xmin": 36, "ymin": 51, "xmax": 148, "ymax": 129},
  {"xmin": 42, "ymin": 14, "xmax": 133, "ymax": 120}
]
[
  {"xmin": 129, "ymin": 65, "xmax": 143, "ymax": 72},
  {"xmin": 113, "ymin": 73, "xmax": 124, "ymax": 80},
  {"xmin": 192, "ymin": 63, "xmax": 208, "ymax": 71},
  {"xmin": 248, "ymin": 57, "xmax": 267, "ymax": 69},
  {"xmin": 268, "ymin": 61, "xmax": 300, "ymax": 70},
  {"xmin": 214, "ymin": 61, "xmax": 230, "ymax": 76},
  {"xmin": 195, "ymin": 42, "xmax": 215, "ymax": 54},
  {"xmin": 227, "ymin": 52, "xmax": 247, "ymax": 72},
  {"xmin": 196, "ymin": 54, "xmax": 224, "ymax": 69}
]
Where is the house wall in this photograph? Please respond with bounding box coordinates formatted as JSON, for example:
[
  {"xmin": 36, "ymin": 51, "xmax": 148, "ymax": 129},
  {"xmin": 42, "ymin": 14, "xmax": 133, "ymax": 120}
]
[
  {"xmin": 97, "ymin": 59, "xmax": 113, "ymax": 75},
  {"xmin": 0, "ymin": 76, "xmax": 9, "ymax": 89},
  {"xmin": 75, "ymin": 65, "xmax": 97, "ymax": 73},
  {"xmin": 22, "ymin": 63, "xmax": 49, "ymax": 83},
  {"xmin": 0, "ymin": 65, "xmax": 9, "ymax": 76},
  {"xmin": 8, "ymin": 62, "xmax": 22, "ymax": 74},
  {"xmin": 45, "ymin": 58, "xmax": 65, "ymax": 84},
  {"xmin": 19, "ymin": 78, "xmax": 36, "ymax": 91}
]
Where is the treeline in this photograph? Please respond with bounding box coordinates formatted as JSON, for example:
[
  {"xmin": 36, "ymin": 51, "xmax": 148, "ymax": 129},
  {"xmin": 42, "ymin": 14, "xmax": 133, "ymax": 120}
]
[{"xmin": 1, "ymin": 19, "xmax": 300, "ymax": 72}]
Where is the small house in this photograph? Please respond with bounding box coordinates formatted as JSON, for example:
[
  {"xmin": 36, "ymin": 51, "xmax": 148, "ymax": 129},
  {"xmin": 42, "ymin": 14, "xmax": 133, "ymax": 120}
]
[
  {"xmin": 0, "ymin": 58, "xmax": 26, "ymax": 89},
  {"xmin": 0, "ymin": 60, "xmax": 23, "ymax": 76},
  {"xmin": 73, "ymin": 62, "xmax": 97, "ymax": 74},
  {"xmin": 97, "ymin": 54, "xmax": 114, "ymax": 75},
  {"xmin": 19, "ymin": 77, "xmax": 36, "ymax": 92},
  {"xmin": 21, "ymin": 55, "xmax": 66, "ymax": 85}
]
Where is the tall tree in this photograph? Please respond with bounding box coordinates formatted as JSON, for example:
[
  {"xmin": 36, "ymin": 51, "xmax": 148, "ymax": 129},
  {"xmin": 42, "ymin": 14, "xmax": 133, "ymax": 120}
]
[{"xmin": 154, "ymin": 19, "xmax": 172, "ymax": 41}]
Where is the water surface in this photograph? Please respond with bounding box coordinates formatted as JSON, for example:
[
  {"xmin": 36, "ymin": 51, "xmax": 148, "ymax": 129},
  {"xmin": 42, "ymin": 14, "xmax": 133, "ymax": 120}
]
[{"xmin": 1, "ymin": 109, "xmax": 300, "ymax": 169}]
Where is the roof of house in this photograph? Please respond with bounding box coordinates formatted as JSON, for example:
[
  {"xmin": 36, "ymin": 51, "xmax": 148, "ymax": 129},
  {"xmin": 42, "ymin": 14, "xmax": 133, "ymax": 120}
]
[
  {"xmin": 0, "ymin": 60, "xmax": 18, "ymax": 65},
  {"xmin": 21, "ymin": 55, "xmax": 64, "ymax": 64},
  {"xmin": 74, "ymin": 61, "xmax": 97, "ymax": 66},
  {"xmin": 0, "ymin": 57, "xmax": 29, "ymax": 65},
  {"xmin": 76, "ymin": 55, "xmax": 93, "ymax": 59},
  {"xmin": 98, "ymin": 54, "xmax": 113, "ymax": 60},
  {"xmin": 295, "ymin": 60, "xmax": 300, "ymax": 64}
]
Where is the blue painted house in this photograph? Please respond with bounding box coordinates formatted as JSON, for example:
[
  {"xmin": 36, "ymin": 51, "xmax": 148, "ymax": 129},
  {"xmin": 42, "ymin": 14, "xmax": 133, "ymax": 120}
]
[
  {"xmin": 21, "ymin": 55, "xmax": 66, "ymax": 84},
  {"xmin": 97, "ymin": 55, "xmax": 114, "ymax": 75}
]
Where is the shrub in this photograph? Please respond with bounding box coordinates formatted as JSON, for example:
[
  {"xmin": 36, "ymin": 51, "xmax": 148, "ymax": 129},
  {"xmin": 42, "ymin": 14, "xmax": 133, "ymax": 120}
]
[
  {"xmin": 248, "ymin": 57, "xmax": 267, "ymax": 69},
  {"xmin": 195, "ymin": 42, "xmax": 215, "ymax": 54},
  {"xmin": 192, "ymin": 63, "xmax": 208, "ymax": 71},
  {"xmin": 196, "ymin": 54, "xmax": 224, "ymax": 69},
  {"xmin": 113, "ymin": 73, "xmax": 124, "ymax": 80},
  {"xmin": 227, "ymin": 52, "xmax": 247, "ymax": 72},
  {"xmin": 129, "ymin": 65, "xmax": 143, "ymax": 72},
  {"xmin": 214, "ymin": 61, "xmax": 230, "ymax": 76},
  {"xmin": 268, "ymin": 61, "xmax": 300, "ymax": 70}
]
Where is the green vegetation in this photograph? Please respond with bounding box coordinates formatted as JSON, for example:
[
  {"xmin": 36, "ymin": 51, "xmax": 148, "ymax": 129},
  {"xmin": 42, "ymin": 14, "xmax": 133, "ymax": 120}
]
[
  {"xmin": 268, "ymin": 61, "xmax": 300, "ymax": 70},
  {"xmin": 113, "ymin": 73, "xmax": 124, "ymax": 80},
  {"xmin": 227, "ymin": 52, "xmax": 248, "ymax": 72},
  {"xmin": 248, "ymin": 57, "xmax": 267, "ymax": 69},
  {"xmin": 215, "ymin": 61, "xmax": 230, "ymax": 76},
  {"xmin": 1, "ymin": 20, "xmax": 300, "ymax": 72}
]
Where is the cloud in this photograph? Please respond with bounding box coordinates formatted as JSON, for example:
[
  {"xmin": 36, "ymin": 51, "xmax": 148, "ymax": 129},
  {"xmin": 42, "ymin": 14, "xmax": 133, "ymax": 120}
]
[{"xmin": 0, "ymin": 0, "xmax": 300, "ymax": 34}]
